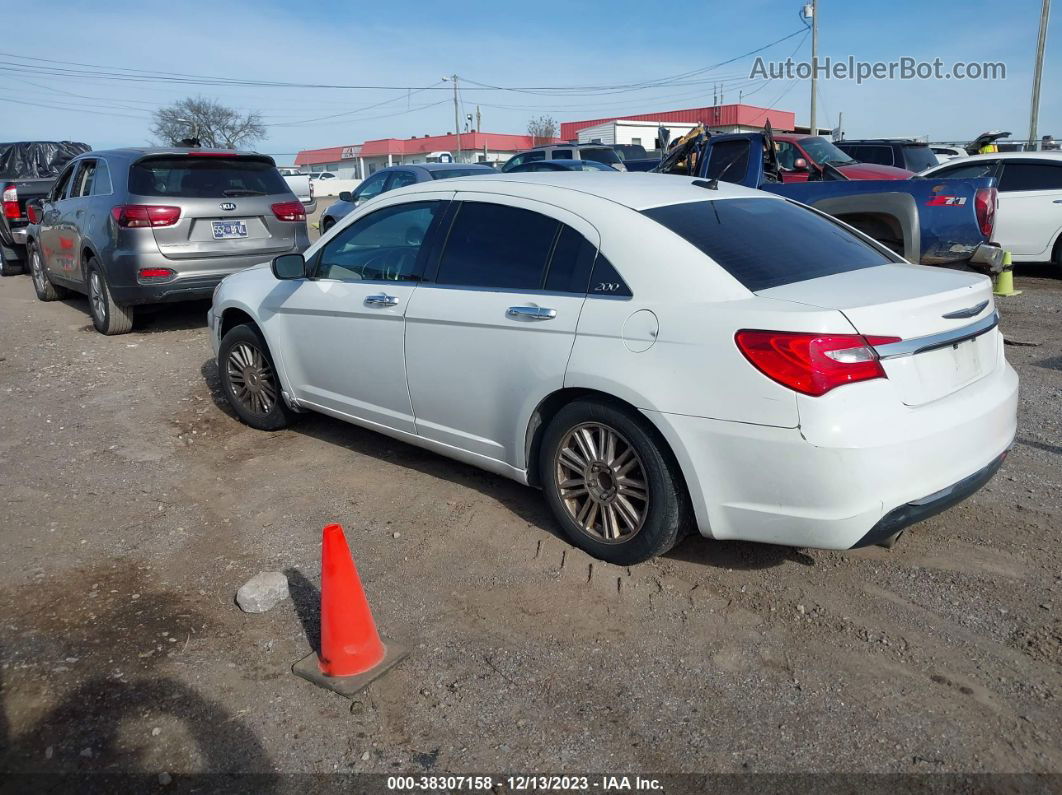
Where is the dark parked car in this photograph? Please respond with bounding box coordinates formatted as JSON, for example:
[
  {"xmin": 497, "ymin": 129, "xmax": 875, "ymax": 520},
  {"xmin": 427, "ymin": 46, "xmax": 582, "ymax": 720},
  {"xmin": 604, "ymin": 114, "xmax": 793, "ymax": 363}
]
[
  {"xmin": 835, "ymin": 139, "xmax": 939, "ymax": 173},
  {"xmin": 505, "ymin": 159, "xmax": 619, "ymax": 173},
  {"xmin": 24, "ymin": 148, "xmax": 309, "ymax": 335},
  {"xmin": 1, "ymin": 141, "xmax": 89, "ymax": 276},
  {"xmin": 501, "ymin": 144, "xmax": 626, "ymax": 172},
  {"xmin": 319, "ymin": 163, "xmax": 495, "ymax": 232}
]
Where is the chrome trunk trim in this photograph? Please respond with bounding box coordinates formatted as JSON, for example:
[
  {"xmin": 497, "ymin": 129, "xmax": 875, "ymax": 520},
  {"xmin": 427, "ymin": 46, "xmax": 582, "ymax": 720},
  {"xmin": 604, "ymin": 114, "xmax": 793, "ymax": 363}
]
[{"xmin": 873, "ymin": 311, "xmax": 999, "ymax": 360}]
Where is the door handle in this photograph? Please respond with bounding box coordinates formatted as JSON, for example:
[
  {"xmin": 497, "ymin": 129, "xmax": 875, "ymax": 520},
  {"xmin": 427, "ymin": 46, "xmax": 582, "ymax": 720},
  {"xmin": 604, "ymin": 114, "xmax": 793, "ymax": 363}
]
[
  {"xmin": 365, "ymin": 293, "xmax": 399, "ymax": 307},
  {"xmin": 507, "ymin": 306, "xmax": 557, "ymax": 320},
  {"xmin": 1053, "ymin": 199, "xmax": 1062, "ymax": 204}
]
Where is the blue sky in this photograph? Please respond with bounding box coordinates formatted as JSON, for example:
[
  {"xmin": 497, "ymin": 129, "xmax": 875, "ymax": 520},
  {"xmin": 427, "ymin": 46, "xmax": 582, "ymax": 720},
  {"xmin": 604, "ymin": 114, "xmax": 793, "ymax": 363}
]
[{"xmin": 2, "ymin": 0, "xmax": 1059, "ymax": 164}]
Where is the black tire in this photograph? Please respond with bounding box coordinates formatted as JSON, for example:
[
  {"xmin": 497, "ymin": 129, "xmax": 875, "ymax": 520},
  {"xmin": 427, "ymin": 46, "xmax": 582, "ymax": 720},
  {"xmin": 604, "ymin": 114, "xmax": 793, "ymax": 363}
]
[
  {"xmin": 1052, "ymin": 236, "xmax": 1062, "ymax": 268},
  {"xmin": 86, "ymin": 258, "xmax": 134, "ymax": 335},
  {"xmin": 1, "ymin": 244, "xmax": 25, "ymax": 276},
  {"xmin": 539, "ymin": 399, "xmax": 691, "ymax": 565},
  {"xmin": 321, "ymin": 217, "xmax": 335, "ymax": 234},
  {"xmin": 218, "ymin": 323, "xmax": 296, "ymax": 431},
  {"xmin": 28, "ymin": 242, "xmax": 65, "ymax": 301}
]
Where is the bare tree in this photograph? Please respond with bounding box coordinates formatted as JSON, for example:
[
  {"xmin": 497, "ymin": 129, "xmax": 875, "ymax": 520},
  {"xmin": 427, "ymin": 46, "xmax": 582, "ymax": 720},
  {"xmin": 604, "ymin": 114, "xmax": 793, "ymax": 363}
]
[
  {"xmin": 528, "ymin": 115, "xmax": 558, "ymax": 145},
  {"xmin": 151, "ymin": 97, "xmax": 266, "ymax": 149}
]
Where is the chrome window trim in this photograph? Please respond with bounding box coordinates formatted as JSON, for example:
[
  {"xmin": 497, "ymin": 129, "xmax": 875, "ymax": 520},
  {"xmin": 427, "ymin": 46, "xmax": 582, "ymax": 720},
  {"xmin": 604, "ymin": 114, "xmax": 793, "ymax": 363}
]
[{"xmin": 873, "ymin": 311, "xmax": 999, "ymax": 360}]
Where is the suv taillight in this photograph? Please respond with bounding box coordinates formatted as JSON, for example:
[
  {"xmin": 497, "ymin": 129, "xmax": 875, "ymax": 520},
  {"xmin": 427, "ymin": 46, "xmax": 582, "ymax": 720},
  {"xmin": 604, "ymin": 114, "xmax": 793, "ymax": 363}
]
[
  {"xmin": 2, "ymin": 185, "xmax": 19, "ymax": 220},
  {"xmin": 975, "ymin": 187, "xmax": 996, "ymax": 238},
  {"xmin": 735, "ymin": 330, "xmax": 901, "ymax": 397},
  {"xmin": 111, "ymin": 205, "xmax": 181, "ymax": 228},
  {"xmin": 271, "ymin": 200, "xmax": 306, "ymax": 222}
]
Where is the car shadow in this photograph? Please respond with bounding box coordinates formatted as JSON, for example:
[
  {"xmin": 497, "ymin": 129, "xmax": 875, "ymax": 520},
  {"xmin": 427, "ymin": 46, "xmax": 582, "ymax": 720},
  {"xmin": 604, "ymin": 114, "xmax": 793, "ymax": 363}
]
[
  {"xmin": 200, "ymin": 357, "xmax": 817, "ymax": 572},
  {"xmin": 60, "ymin": 296, "xmax": 210, "ymax": 334}
]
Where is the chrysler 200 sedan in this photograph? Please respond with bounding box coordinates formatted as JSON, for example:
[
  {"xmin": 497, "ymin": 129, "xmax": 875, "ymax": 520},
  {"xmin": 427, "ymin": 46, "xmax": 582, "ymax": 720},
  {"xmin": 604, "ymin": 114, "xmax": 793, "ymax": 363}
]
[{"xmin": 208, "ymin": 173, "xmax": 1018, "ymax": 565}]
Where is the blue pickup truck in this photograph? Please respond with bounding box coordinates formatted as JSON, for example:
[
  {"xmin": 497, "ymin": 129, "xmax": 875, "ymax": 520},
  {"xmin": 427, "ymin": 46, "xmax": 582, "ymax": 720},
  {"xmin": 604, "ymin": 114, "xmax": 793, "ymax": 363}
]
[{"xmin": 655, "ymin": 129, "xmax": 1004, "ymax": 272}]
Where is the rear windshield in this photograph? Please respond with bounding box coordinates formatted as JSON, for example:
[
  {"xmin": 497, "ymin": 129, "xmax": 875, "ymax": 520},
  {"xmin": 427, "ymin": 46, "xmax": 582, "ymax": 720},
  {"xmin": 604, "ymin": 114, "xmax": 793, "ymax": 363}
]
[
  {"xmin": 129, "ymin": 156, "xmax": 288, "ymax": 198},
  {"xmin": 642, "ymin": 198, "xmax": 893, "ymax": 292},
  {"xmin": 578, "ymin": 148, "xmax": 622, "ymax": 166},
  {"xmin": 901, "ymin": 144, "xmax": 939, "ymax": 172},
  {"xmin": 430, "ymin": 168, "xmax": 493, "ymax": 180}
]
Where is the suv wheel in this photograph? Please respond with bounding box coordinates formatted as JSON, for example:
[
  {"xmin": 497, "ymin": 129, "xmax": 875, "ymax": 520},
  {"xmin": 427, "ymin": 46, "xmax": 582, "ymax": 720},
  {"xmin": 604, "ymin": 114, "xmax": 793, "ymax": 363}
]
[
  {"xmin": 539, "ymin": 399, "xmax": 691, "ymax": 565},
  {"xmin": 218, "ymin": 323, "xmax": 296, "ymax": 431},
  {"xmin": 29, "ymin": 243, "xmax": 65, "ymax": 301},
  {"xmin": 321, "ymin": 217, "xmax": 335, "ymax": 234},
  {"xmin": 87, "ymin": 259, "xmax": 134, "ymax": 335}
]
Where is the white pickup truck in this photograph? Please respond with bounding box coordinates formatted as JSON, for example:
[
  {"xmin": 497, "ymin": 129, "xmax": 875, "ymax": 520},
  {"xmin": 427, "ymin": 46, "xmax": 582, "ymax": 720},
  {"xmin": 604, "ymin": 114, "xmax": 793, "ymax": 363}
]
[{"xmin": 277, "ymin": 167, "xmax": 316, "ymax": 214}]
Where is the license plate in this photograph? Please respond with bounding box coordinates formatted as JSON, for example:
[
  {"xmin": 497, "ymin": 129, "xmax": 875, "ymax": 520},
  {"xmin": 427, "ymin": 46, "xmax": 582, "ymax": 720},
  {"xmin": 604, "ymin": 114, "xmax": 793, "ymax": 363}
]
[
  {"xmin": 212, "ymin": 220, "xmax": 248, "ymax": 239},
  {"xmin": 950, "ymin": 338, "xmax": 982, "ymax": 386}
]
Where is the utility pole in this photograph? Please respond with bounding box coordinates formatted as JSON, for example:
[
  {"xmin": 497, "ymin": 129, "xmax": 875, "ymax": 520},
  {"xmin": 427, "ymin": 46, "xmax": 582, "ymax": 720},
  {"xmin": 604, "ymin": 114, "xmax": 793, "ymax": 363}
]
[
  {"xmin": 807, "ymin": 0, "xmax": 819, "ymax": 135},
  {"xmin": 476, "ymin": 105, "xmax": 481, "ymax": 133},
  {"xmin": 1029, "ymin": 0, "xmax": 1052, "ymax": 150},
  {"xmin": 451, "ymin": 74, "xmax": 462, "ymax": 163}
]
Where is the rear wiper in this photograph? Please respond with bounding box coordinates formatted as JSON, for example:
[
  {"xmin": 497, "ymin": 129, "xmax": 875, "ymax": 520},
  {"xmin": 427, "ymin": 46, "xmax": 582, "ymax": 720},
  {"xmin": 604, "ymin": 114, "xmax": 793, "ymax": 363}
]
[{"xmin": 222, "ymin": 189, "xmax": 265, "ymax": 196}]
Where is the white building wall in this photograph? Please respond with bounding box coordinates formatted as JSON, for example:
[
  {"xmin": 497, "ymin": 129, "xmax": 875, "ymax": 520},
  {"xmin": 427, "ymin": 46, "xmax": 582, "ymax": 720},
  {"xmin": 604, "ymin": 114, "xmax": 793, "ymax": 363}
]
[{"xmin": 578, "ymin": 120, "xmax": 698, "ymax": 150}]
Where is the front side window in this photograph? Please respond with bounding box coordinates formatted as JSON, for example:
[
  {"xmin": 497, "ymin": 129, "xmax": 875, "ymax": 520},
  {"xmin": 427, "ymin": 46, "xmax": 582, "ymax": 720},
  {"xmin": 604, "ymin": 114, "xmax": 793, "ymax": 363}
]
[
  {"xmin": 999, "ymin": 162, "xmax": 1062, "ymax": 192},
  {"xmin": 129, "ymin": 156, "xmax": 288, "ymax": 198},
  {"xmin": 435, "ymin": 202, "xmax": 558, "ymax": 290},
  {"xmin": 847, "ymin": 145, "xmax": 894, "ymax": 166},
  {"xmin": 643, "ymin": 198, "xmax": 894, "ymax": 292},
  {"xmin": 316, "ymin": 201, "xmax": 441, "ymax": 281}
]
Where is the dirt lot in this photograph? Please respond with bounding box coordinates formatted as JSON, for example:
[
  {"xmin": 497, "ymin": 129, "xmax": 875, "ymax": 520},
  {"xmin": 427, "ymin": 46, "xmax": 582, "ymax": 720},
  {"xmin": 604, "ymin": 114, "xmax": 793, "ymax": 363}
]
[{"xmin": 0, "ymin": 259, "xmax": 1060, "ymax": 786}]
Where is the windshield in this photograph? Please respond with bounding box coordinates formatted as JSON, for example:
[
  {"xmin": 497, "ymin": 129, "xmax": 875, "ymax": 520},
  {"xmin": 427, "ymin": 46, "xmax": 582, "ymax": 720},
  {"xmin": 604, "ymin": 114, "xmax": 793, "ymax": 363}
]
[
  {"xmin": 798, "ymin": 137, "xmax": 855, "ymax": 166},
  {"xmin": 578, "ymin": 148, "xmax": 623, "ymax": 166},
  {"xmin": 901, "ymin": 145, "xmax": 939, "ymax": 172}
]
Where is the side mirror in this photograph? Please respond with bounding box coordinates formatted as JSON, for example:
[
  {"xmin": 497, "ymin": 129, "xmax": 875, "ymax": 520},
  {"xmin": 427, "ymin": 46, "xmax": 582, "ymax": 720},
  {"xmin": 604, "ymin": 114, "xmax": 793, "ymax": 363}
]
[
  {"xmin": 793, "ymin": 158, "xmax": 808, "ymax": 171},
  {"xmin": 338, "ymin": 191, "xmax": 353, "ymax": 203},
  {"xmin": 272, "ymin": 253, "xmax": 307, "ymax": 280}
]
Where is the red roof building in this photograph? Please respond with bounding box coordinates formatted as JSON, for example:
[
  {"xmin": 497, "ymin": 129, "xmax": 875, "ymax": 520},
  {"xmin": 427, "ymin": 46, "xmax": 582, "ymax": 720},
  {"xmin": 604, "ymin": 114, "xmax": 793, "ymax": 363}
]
[{"xmin": 560, "ymin": 104, "xmax": 796, "ymax": 141}]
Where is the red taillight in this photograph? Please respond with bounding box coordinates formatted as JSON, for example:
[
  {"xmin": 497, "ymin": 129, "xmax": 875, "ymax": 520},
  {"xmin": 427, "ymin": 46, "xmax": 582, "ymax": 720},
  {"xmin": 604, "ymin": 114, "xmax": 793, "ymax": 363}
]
[
  {"xmin": 138, "ymin": 268, "xmax": 176, "ymax": 281},
  {"xmin": 271, "ymin": 200, "xmax": 306, "ymax": 222},
  {"xmin": 2, "ymin": 185, "xmax": 19, "ymax": 220},
  {"xmin": 111, "ymin": 205, "xmax": 181, "ymax": 228},
  {"xmin": 26, "ymin": 203, "xmax": 41, "ymax": 224},
  {"xmin": 735, "ymin": 330, "xmax": 901, "ymax": 397},
  {"xmin": 975, "ymin": 187, "xmax": 996, "ymax": 238}
]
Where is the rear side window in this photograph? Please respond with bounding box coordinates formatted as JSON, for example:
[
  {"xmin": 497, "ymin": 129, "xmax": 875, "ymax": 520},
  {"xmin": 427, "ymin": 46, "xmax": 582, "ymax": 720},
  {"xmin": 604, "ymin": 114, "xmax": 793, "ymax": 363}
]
[
  {"xmin": 129, "ymin": 156, "xmax": 288, "ymax": 198},
  {"xmin": 91, "ymin": 160, "xmax": 112, "ymax": 195},
  {"xmin": 544, "ymin": 225, "xmax": 594, "ymax": 292},
  {"xmin": 436, "ymin": 202, "xmax": 558, "ymax": 290},
  {"xmin": 999, "ymin": 162, "xmax": 1062, "ymax": 192},
  {"xmin": 643, "ymin": 198, "xmax": 893, "ymax": 292},
  {"xmin": 551, "ymin": 149, "xmax": 574, "ymax": 160},
  {"xmin": 901, "ymin": 145, "xmax": 938, "ymax": 172},
  {"xmin": 846, "ymin": 145, "xmax": 894, "ymax": 166}
]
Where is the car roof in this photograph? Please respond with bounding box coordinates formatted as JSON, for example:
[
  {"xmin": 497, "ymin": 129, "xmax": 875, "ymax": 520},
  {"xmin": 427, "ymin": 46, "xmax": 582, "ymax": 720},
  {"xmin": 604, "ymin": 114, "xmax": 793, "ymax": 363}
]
[
  {"xmin": 387, "ymin": 171, "xmax": 771, "ymax": 210},
  {"xmin": 840, "ymin": 139, "xmax": 929, "ymax": 145},
  {"xmin": 418, "ymin": 163, "xmax": 494, "ymax": 171},
  {"xmin": 529, "ymin": 143, "xmax": 612, "ymax": 150},
  {"xmin": 930, "ymin": 151, "xmax": 1062, "ymax": 164},
  {"xmin": 79, "ymin": 147, "xmax": 273, "ymax": 162}
]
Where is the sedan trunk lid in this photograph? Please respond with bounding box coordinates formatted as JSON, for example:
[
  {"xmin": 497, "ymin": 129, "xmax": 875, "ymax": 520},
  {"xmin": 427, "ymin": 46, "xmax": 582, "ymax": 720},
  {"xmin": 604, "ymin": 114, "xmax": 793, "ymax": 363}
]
[{"xmin": 758, "ymin": 264, "xmax": 999, "ymax": 406}]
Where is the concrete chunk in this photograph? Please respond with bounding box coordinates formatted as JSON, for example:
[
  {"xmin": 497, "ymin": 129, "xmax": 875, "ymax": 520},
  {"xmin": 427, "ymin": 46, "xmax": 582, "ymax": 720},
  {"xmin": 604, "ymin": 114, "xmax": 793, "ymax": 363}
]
[{"xmin": 236, "ymin": 571, "xmax": 290, "ymax": 613}]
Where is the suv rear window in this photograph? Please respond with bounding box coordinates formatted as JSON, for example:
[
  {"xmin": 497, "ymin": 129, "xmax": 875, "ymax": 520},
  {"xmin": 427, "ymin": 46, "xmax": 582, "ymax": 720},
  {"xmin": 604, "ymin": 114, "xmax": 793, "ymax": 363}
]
[
  {"xmin": 578, "ymin": 148, "xmax": 622, "ymax": 166},
  {"xmin": 901, "ymin": 144, "xmax": 938, "ymax": 172},
  {"xmin": 643, "ymin": 198, "xmax": 893, "ymax": 292},
  {"xmin": 129, "ymin": 156, "xmax": 288, "ymax": 198}
]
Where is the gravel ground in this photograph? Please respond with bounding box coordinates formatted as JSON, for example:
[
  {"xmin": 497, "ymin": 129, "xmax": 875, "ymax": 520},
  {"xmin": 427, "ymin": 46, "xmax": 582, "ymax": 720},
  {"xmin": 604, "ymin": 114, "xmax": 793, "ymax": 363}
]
[{"xmin": 0, "ymin": 260, "xmax": 1059, "ymax": 785}]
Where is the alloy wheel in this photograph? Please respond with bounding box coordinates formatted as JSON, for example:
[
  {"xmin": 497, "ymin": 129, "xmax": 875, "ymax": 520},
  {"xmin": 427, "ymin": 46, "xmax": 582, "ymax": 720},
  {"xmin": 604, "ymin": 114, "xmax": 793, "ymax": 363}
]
[
  {"xmin": 89, "ymin": 271, "xmax": 106, "ymax": 321},
  {"xmin": 226, "ymin": 342, "xmax": 278, "ymax": 415},
  {"xmin": 31, "ymin": 250, "xmax": 47, "ymax": 294},
  {"xmin": 554, "ymin": 422, "xmax": 649, "ymax": 543}
]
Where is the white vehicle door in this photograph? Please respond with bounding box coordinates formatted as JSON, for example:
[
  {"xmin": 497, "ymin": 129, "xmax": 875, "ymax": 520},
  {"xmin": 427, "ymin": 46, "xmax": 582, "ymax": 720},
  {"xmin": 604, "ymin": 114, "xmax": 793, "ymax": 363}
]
[
  {"xmin": 996, "ymin": 160, "xmax": 1062, "ymax": 258},
  {"xmin": 262, "ymin": 194, "xmax": 452, "ymax": 433},
  {"xmin": 403, "ymin": 194, "xmax": 597, "ymax": 466}
]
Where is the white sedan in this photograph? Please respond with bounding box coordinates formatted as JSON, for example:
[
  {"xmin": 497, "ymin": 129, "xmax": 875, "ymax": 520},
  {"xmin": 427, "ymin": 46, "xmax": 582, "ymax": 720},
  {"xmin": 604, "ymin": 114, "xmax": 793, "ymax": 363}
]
[
  {"xmin": 921, "ymin": 151, "xmax": 1062, "ymax": 265},
  {"xmin": 208, "ymin": 173, "xmax": 1017, "ymax": 565}
]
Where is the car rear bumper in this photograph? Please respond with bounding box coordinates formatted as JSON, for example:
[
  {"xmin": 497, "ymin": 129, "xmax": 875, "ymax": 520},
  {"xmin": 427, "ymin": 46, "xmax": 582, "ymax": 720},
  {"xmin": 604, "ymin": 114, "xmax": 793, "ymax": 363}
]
[
  {"xmin": 643, "ymin": 360, "xmax": 1018, "ymax": 550},
  {"xmin": 9, "ymin": 227, "xmax": 29, "ymax": 245},
  {"xmin": 106, "ymin": 250, "xmax": 290, "ymax": 305}
]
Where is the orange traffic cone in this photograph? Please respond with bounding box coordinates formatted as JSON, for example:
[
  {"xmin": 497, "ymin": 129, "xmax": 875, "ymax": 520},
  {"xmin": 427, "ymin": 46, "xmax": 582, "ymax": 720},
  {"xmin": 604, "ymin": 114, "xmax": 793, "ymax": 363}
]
[{"xmin": 292, "ymin": 523, "xmax": 409, "ymax": 697}]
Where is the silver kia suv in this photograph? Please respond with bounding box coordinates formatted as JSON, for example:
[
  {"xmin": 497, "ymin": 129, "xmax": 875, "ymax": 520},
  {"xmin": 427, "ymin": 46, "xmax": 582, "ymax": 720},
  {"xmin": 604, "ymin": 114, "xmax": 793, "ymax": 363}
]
[{"xmin": 25, "ymin": 148, "xmax": 310, "ymax": 334}]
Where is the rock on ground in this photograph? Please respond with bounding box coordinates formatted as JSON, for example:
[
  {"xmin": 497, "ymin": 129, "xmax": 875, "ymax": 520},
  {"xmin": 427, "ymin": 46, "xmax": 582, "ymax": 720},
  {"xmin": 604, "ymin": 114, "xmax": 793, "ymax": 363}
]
[{"xmin": 235, "ymin": 571, "xmax": 290, "ymax": 613}]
